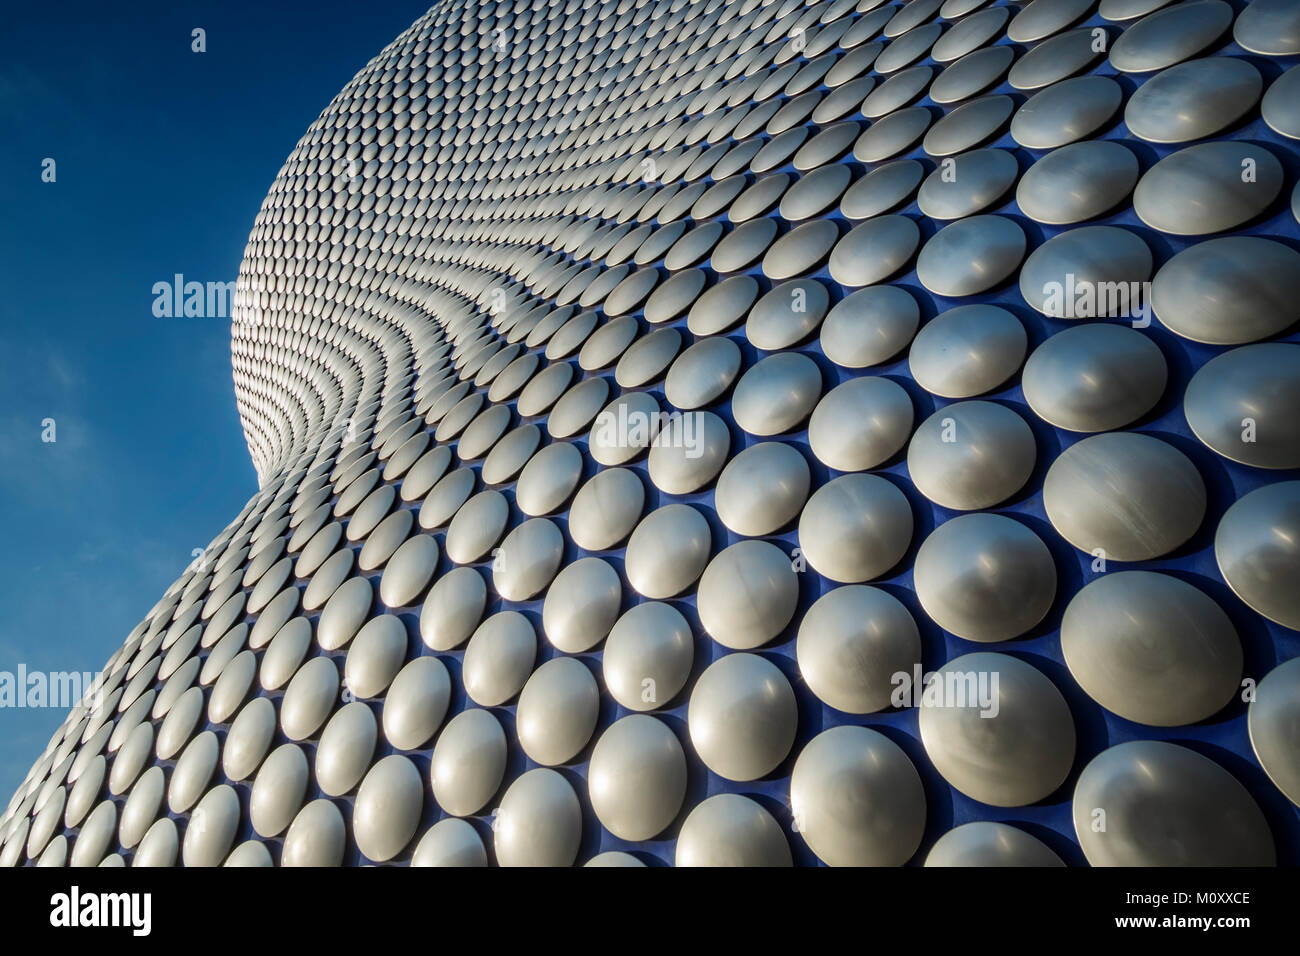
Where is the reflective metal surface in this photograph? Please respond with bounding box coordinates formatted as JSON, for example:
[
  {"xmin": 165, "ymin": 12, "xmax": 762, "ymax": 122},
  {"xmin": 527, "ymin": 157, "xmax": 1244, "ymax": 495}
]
[
  {"xmin": 1185, "ymin": 344, "xmax": 1300, "ymax": 469},
  {"xmin": 1249, "ymin": 658, "xmax": 1300, "ymax": 806},
  {"xmin": 587, "ymin": 715, "xmax": 686, "ymax": 841},
  {"xmin": 1072, "ymin": 741, "xmax": 1274, "ymax": 866},
  {"xmin": 799, "ymin": 474, "xmax": 913, "ymax": 583},
  {"xmin": 1020, "ymin": 224, "xmax": 1153, "ymax": 320},
  {"xmin": 1022, "ymin": 324, "xmax": 1167, "ymax": 432},
  {"xmin": 1215, "ymin": 481, "xmax": 1300, "ymax": 631},
  {"xmin": 808, "ymin": 376, "xmax": 913, "ymax": 471},
  {"xmin": 907, "ymin": 402, "xmax": 1036, "ymax": 510},
  {"xmin": 1044, "ymin": 432, "xmax": 1206, "ymax": 561},
  {"xmin": 1125, "ymin": 57, "xmax": 1262, "ymax": 143},
  {"xmin": 1017, "ymin": 140, "xmax": 1139, "ymax": 224},
  {"xmin": 1151, "ymin": 237, "xmax": 1300, "ymax": 344},
  {"xmin": 688, "ymin": 653, "xmax": 797, "ymax": 782},
  {"xmin": 1133, "ymin": 141, "xmax": 1283, "ymax": 235},
  {"xmin": 916, "ymin": 215, "xmax": 1026, "ymax": 297},
  {"xmin": 1062, "ymin": 571, "xmax": 1241, "ymax": 726},
  {"xmin": 797, "ymin": 586, "xmax": 920, "ymax": 714},
  {"xmin": 715, "ymin": 442, "xmax": 810, "ymax": 536},
  {"xmin": 925, "ymin": 822, "xmax": 1064, "ymax": 867},
  {"xmin": 790, "ymin": 726, "xmax": 926, "ymax": 866},
  {"xmin": 919, "ymin": 652, "xmax": 1076, "ymax": 807},
  {"xmin": 1011, "ymin": 76, "xmax": 1123, "ymax": 150},
  {"xmin": 908, "ymin": 305, "xmax": 1026, "ymax": 398},
  {"xmin": 1109, "ymin": 0, "xmax": 1234, "ymax": 73},
  {"xmin": 820, "ymin": 286, "xmax": 919, "ymax": 368},
  {"xmin": 914, "ymin": 513, "xmax": 1057, "ymax": 642}
]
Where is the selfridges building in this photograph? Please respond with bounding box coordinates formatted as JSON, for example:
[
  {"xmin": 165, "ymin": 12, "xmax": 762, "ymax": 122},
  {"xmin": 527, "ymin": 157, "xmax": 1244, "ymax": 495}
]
[{"xmin": 5, "ymin": 0, "xmax": 1300, "ymax": 868}]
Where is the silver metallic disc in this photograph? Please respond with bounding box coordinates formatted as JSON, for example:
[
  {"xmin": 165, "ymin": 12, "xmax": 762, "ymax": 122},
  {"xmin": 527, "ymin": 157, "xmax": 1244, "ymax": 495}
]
[
  {"xmin": 665, "ymin": 336, "xmax": 742, "ymax": 410},
  {"xmin": 315, "ymin": 701, "xmax": 377, "ymax": 797},
  {"xmin": 746, "ymin": 279, "xmax": 829, "ymax": 351},
  {"xmin": 625, "ymin": 504, "xmax": 712, "ymax": 599},
  {"xmin": 913, "ymin": 513, "xmax": 1057, "ymax": 642},
  {"xmin": 925, "ymin": 822, "xmax": 1064, "ymax": 867},
  {"xmin": 1072, "ymin": 741, "xmax": 1274, "ymax": 866},
  {"xmin": 790, "ymin": 725, "xmax": 926, "ymax": 866},
  {"xmin": 1009, "ymin": 0, "xmax": 1095, "ymax": 42},
  {"xmin": 515, "ymin": 657, "xmax": 600, "ymax": 767},
  {"xmin": 430, "ymin": 708, "xmax": 507, "ymax": 818},
  {"xmin": 584, "ymin": 851, "xmax": 644, "ymax": 868},
  {"xmin": 827, "ymin": 215, "xmax": 920, "ymax": 287},
  {"xmin": 646, "ymin": 409, "xmax": 731, "ymax": 494},
  {"xmin": 1150, "ymin": 236, "xmax": 1300, "ymax": 345},
  {"xmin": 493, "ymin": 517, "xmax": 564, "ymax": 602},
  {"xmin": 1185, "ymin": 343, "xmax": 1300, "ymax": 469},
  {"xmin": 907, "ymin": 401, "xmax": 1036, "ymax": 511},
  {"xmin": 688, "ymin": 275, "xmax": 760, "ymax": 336},
  {"xmin": 383, "ymin": 656, "xmax": 451, "ymax": 752},
  {"xmin": 444, "ymin": 490, "xmax": 509, "ymax": 565},
  {"xmin": 761, "ymin": 220, "xmax": 839, "ymax": 281},
  {"xmin": 281, "ymin": 799, "xmax": 345, "ymax": 867},
  {"xmin": 541, "ymin": 557, "xmax": 622, "ymax": 654},
  {"xmin": 1061, "ymin": 571, "xmax": 1241, "ymax": 726},
  {"xmin": 919, "ymin": 652, "xmax": 1076, "ymax": 807},
  {"xmin": 715, "ymin": 442, "xmax": 811, "ymax": 537},
  {"xmin": 840, "ymin": 160, "xmax": 924, "ymax": 220},
  {"xmin": 602, "ymin": 602, "xmax": 694, "ymax": 713},
  {"xmin": 916, "ymin": 148, "xmax": 1019, "ymax": 220},
  {"xmin": 819, "ymin": 286, "xmax": 920, "ymax": 368},
  {"xmin": 688, "ymin": 652, "xmax": 798, "ymax": 782},
  {"xmin": 410, "ymin": 818, "xmax": 486, "ymax": 868},
  {"xmin": 1262, "ymin": 65, "xmax": 1300, "ymax": 139},
  {"xmin": 587, "ymin": 714, "xmax": 687, "ymax": 841},
  {"xmin": 419, "ymin": 566, "xmax": 486, "ymax": 652},
  {"xmin": 922, "ymin": 95, "xmax": 1014, "ymax": 157},
  {"xmin": 1132, "ymin": 141, "xmax": 1283, "ymax": 236},
  {"xmin": 567, "ymin": 468, "xmax": 645, "ymax": 552},
  {"xmin": 1108, "ymin": 0, "xmax": 1234, "ymax": 74},
  {"xmin": 697, "ymin": 540, "xmax": 800, "ymax": 649},
  {"xmin": 462, "ymin": 611, "xmax": 535, "ymax": 707},
  {"xmin": 1234, "ymin": 0, "xmax": 1300, "ymax": 55},
  {"xmin": 516, "ymin": 442, "xmax": 583, "ymax": 516},
  {"xmin": 931, "ymin": 45, "xmax": 1016, "ymax": 104},
  {"xmin": 494, "ymin": 768, "xmax": 581, "ymax": 867},
  {"xmin": 798, "ymin": 474, "xmax": 913, "ymax": 583},
  {"xmin": 1022, "ymin": 324, "xmax": 1167, "ymax": 432},
  {"xmin": 908, "ymin": 305, "xmax": 1026, "ymax": 398},
  {"xmin": 807, "ymin": 376, "xmax": 914, "ymax": 471},
  {"xmin": 853, "ymin": 107, "xmax": 933, "ymax": 162},
  {"xmin": 344, "ymin": 615, "xmax": 406, "ymax": 700},
  {"xmin": 1124, "ymin": 56, "xmax": 1263, "ymax": 143},
  {"xmin": 1043, "ymin": 432, "xmax": 1206, "ymax": 561},
  {"xmin": 675, "ymin": 794, "xmax": 792, "ymax": 867},
  {"xmin": 1016, "ymin": 140, "xmax": 1139, "ymax": 225},
  {"xmin": 1018, "ymin": 225, "xmax": 1154, "ymax": 319},
  {"xmin": 731, "ymin": 351, "xmax": 823, "ymax": 437},
  {"xmin": 1009, "ymin": 27, "xmax": 1104, "ymax": 90},
  {"xmin": 1249, "ymin": 657, "xmax": 1300, "ymax": 807},
  {"xmin": 1011, "ymin": 76, "xmax": 1123, "ymax": 150},
  {"xmin": 1215, "ymin": 481, "xmax": 1300, "ymax": 630},
  {"xmin": 916, "ymin": 215, "xmax": 1025, "ymax": 298},
  {"xmin": 797, "ymin": 585, "xmax": 920, "ymax": 714}
]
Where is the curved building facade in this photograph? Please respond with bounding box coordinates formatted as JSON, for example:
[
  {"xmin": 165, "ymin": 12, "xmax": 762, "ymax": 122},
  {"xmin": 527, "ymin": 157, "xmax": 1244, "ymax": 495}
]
[{"xmin": 5, "ymin": 0, "xmax": 1300, "ymax": 866}]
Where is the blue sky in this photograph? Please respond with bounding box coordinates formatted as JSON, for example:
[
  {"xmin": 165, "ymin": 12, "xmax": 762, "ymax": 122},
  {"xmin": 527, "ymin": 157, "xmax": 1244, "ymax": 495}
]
[{"xmin": 0, "ymin": 0, "xmax": 432, "ymax": 801}]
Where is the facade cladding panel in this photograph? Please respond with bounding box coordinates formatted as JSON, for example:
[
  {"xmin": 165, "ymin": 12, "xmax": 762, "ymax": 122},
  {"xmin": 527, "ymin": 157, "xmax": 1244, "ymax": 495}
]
[{"xmin": 4, "ymin": 0, "xmax": 1300, "ymax": 867}]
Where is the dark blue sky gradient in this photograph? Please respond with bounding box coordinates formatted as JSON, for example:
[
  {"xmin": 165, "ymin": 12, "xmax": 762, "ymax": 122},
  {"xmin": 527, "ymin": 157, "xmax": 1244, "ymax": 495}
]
[{"xmin": 0, "ymin": 0, "xmax": 432, "ymax": 799}]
